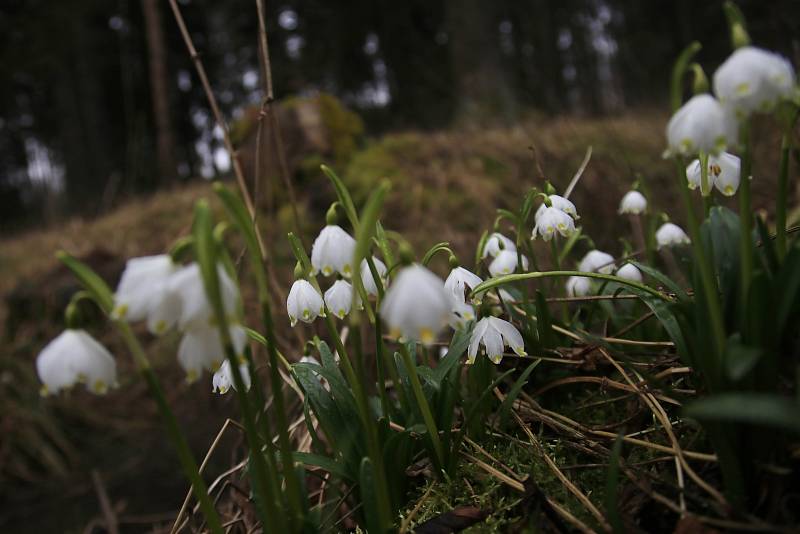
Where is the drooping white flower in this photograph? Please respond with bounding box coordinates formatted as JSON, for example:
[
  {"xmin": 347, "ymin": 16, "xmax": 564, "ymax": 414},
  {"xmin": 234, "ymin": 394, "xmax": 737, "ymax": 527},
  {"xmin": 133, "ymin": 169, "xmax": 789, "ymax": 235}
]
[
  {"xmin": 685, "ymin": 159, "xmax": 703, "ymax": 191},
  {"xmin": 311, "ymin": 225, "xmax": 357, "ymax": 277},
  {"xmin": 112, "ymin": 255, "xmax": 177, "ymax": 321},
  {"xmin": 709, "ymin": 152, "xmax": 742, "ymax": 196},
  {"xmin": 467, "ymin": 317, "xmax": 526, "ymax": 365},
  {"xmin": 535, "ymin": 194, "xmax": 579, "ymax": 221},
  {"xmin": 287, "ymin": 279, "xmax": 325, "ymax": 326},
  {"xmin": 713, "ymin": 46, "xmax": 796, "ymax": 116},
  {"xmin": 656, "ymin": 223, "xmax": 690, "ymax": 249},
  {"xmin": 36, "ymin": 329, "xmax": 117, "ymax": 395},
  {"xmin": 178, "ymin": 324, "xmax": 247, "ymax": 383},
  {"xmin": 618, "ymin": 191, "xmax": 647, "ymax": 215},
  {"xmin": 532, "ymin": 206, "xmax": 576, "ymax": 241},
  {"xmin": 444, "ymin": 266, "xmax": 483, "ymax": 303},
  {"xmin": 299, "ymin": 355, "xmax": 320, "ymax": 366},
  {"xmin": 489, "ymin": 250, "xmax": 529, "ymax": 277},
  {"xmin": 686, "ymin": 152, "xmax": 741, "ymax": 196},
  {"xmin": 212, "ymin": 359, "xmax": 251, "ymax": 394},
  {"xmin": 578, "ymin": 250, "xmax": 615, "ymax": 274},
  {"xmin": 360, "ymin": 257, "xmax": 387, "ymax": 296},
  {"xmin": 481, "ymin": 232, "xmax": 516, "ymax": 258},
  {"xmin": 566, "ymin": 276, "xmax": 592, "ymax": 297},
  {"xmin": 449, "ymin": 299, "xmax": 476, "ymax": 330},
  {"xmin": 324, "ymin": 280, "xmax": 354, "ymax": 319},
  {"xmin": 666, "ymin": 94, "xmax": 736, "ymax": 156},
  {"xmin": 168, "ymin": 263, "xmax": 240, "ymax": 331},
  {"xmin": 380, "ymin": 264, "xmax": 451, "ymax": 344},
  {"xmin": 147, "ymin": 288, "xmax": 183, "ymax": 335},
  {"xmin": 616, "ymin": 263, "xmax": 643, "ymax": 282}
]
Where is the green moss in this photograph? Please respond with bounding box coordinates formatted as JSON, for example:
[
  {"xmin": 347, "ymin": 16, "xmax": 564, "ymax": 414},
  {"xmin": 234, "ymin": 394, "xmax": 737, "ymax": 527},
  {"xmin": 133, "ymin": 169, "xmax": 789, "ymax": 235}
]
[
  {"xmin": 400, "ymin": 434, "xmax": 609, "ymax": 532},
  {"xmin": 343, "ymin": 134, "xmax": 420, "ymax": 204},
  {"xmin": 318, "ymin": 92, "xmax": 364, "ymax": 165}
]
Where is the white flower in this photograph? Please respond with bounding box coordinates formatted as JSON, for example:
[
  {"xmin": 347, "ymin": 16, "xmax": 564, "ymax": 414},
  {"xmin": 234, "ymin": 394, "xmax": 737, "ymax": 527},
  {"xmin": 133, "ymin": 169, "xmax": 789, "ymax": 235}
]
[
  {"xmin": 178, "ymin": 324, "xmax": 247, "ymax": 383},
  {"xmin": 212, "ymin": 359, "xmax": 251, "ymax": 394},
  {"xmin": 618, "ymin": 191, "xmax": 647, "ymax": 215},
  {"xmin": 481, "ymin": 232, "xmax": 516, "ymax": 258},
  {"xmin": 666, "ymin": 94, "xmax": 736, "ymax": 156},
  {"xmin": 361, "ymin": 257, "xmax": 387, "ymax": 296},
  {"xmin": 168, "ymin": 263, "xmax": 240, "ymax": 331},
  {"xmin": 713, "ymin": 46, "xmax": 796, "ymax": 116},
  {"xmin": 656, "ymin": 223, "xmax": 690, "ymax": 249},
  {"xmin": 616, "ymin": 263, "xmax": 643, "ymax": 282},
  {"xmin": 685, "ymin": 159, "xmax": 703, "ymax": 191},
  {"xmin": 686, "ymin": 152, "xmax": 741, "ymax": 196},
  {"xmin": 324, "ymin": 280, "xmax": 355, "ymax": 319},
  {"xmin": 566, "ymin": 276, "xmax": 592, "ymax": 297},
  {"xmin": 36, "ymin": 329, "xmax": 117, "ymax": 395},
  {"xmin": 311, "ymin": 225, "xmax": 356, "ymax": 277},
  {"xmin": 467, "ymin": 317, "xmax": 526, "ymax": 364},
  {"xmin": 535, "ymin": 194, "xmax": 579, "ymax": 221},
  {"xmin": 444, "ymin": 266, "xmax": 483, "ymax": 303},
  {"xmin": 489, "ymin": 250, "xmax": 529, "ymax": 277},
  {"xmin": 112, "ymin": 255, "xmax": 177, "ymax": 321},
  {"xmin": 299, "ymin": 355, "xmax": 321, "ymax": 365},
  {"xmin": 147, "ymin": 288, "xmax": 182, "ymax": 335},
  {"xmin": 578, "ymin": 250, "xmax": 615, "ymax": 274},
  {"xmin": 449, "ymin": 299, "xmax": 476, "ymax": 330},
  {"xmin": 380, "ymin": 264, "xmax": 451, "ymax": 344},
  {"xmin": 287, "ymin": 279, "xmax": 325, "ymax": 326},
  {"xmin": 532, "ymin": 206, "xmax": 576, "ymax": 241}
]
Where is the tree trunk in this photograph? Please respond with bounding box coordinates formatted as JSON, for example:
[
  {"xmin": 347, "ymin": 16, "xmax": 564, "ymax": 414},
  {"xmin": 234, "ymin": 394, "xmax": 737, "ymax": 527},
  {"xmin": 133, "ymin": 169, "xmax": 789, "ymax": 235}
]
[
  {"xmin": 446, "ymin": 0, "xmax": 516, "ymax": 124},
  {"xmin": 141, "ymin": 0, "xmax": 176, "ymax": 185}
]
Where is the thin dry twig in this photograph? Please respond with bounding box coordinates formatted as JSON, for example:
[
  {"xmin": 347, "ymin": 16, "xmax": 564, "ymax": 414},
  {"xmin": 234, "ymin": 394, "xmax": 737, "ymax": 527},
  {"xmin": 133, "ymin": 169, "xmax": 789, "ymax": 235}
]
[{"xmin": 91, "ymin": 470, "xmax": 119, "ymax": 534}]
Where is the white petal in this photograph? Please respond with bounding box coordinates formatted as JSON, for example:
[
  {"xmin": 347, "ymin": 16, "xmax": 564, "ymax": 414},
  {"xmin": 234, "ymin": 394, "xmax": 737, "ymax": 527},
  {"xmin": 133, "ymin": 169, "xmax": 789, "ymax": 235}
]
[
  {"xmin": 361, "ymin": 257, "xmax": 387, "ymax": 296},
  {"xmin": 380, "ymin": 264, "xmax": 451, "ymax": 344},
  {"xmin": 324, "ymin": 280, "xmax": 354, "ymax": 319},
  {"xmin": 311, "ymin": 225, "xmax": 357, "ymax": 277},
  {"xmin": 112, "ymin": 255, "xmax": 176, "ymax": 321},
  {"xmin": 616, "ymin": 263, "xmax": 643, "ymax": 282},
  {"xmin": 489, "ymin": 317, "xmax": 526, "ymax": 356},
  {"xmin": 482, "ymin": 233, "xmax": 516, "ymax": 258},
  {"xmin": 618, "ymin": 191, "xmax": 647, "ymax": 214}
]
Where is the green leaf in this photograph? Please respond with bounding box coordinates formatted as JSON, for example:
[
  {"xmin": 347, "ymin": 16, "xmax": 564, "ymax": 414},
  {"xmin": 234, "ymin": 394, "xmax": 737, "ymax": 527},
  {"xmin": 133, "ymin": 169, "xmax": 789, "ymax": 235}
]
[
  {"xmin": 703, "ymin": 207, "xmax": 740, "ymax": 313},
  {"xmin": 421, "ymin": 242, "xmax": 451, "ymax": 266},
  {"xmin": 472, "ymin": 270, "xmax": 669, "ymax": 301},
  {"xmin": 293, "ymin": 452, "xmax": 353, "ymax": 481},
  {"xmin": 474, "ymin": 229, "xmax": 489, "ymax": 268},
  {"xmin": 534, "ymin": 291, "xmax": 555, "ymax": 348},
  {"xmin": 630, "ymin": 261, "xmax": 688, "ymax": 301},
  {"xmin": 776, "ymin": 244, "xmax": 800, "ymax": 336},
  {"xmin": 670, "ymin": 41, "xmax": 702, "ymax": 112},
  {"xmin": 56, "ymin": 252, "xmax": 115, "ymax": 313},
  {"xmin": 604, "ymin": 433, "xmax": 625, "ymax": 534},
  {"xmin": 243, "ymin": 326, "xmax": 268, "ymax": 346},
  {"xmin": 722, "ymin": 334, "xmax": 761, "ymax": 382},
  {"xmin": 353, "ymin": 180, "xmax": 390, "ymax": 274},
  {"xmin": 498, "ymin": 359, "xmax": 541, "ymax": 426},
  {"xmin": 432, "ymin": 327, "xmax": 472, "ymax": 385},
  {"xmin": 685, "ymin": 394, "xmax": 800, "ymax": 435},
  {"xmin": 631, "ymin": 288, "xmax": 691, "ymax": 366},
  {"xmin": 359, "ymin": 458, "xmax": 382, "ymax": 534},
  {"xmin": 321, "ymin": 165, "xmax": 359, "ymax": 231},
  {"xmin": 374, "ymin": 222, "xmax": 395, "ymax": 267}
]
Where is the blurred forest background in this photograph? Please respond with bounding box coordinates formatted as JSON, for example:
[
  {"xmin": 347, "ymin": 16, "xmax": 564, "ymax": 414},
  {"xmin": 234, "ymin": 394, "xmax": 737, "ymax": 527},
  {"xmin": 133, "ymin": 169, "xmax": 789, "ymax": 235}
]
[{"xmin": 1, "ymin": 0, "xmax": 799, "ymax": 231}]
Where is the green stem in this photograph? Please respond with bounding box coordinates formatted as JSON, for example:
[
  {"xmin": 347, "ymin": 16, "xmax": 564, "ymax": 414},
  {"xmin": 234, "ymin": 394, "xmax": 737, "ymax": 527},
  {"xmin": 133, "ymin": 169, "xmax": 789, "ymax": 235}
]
[
  {"xmin": 116, "ymin": 323, "xmax": 224, "ymax": 534},
  {"xmin": 776, "ymin": 132, "xmax": 790, "ymax": 259},
  {"xmin": 399, "ymin": 343, "xmax": 445, "ymax": 471},
  {"xmin": 322, "ymin": 314, "xmax": 394, "ymax": 530},
  {"xmin": 739, "ymin": 121, "xmax": 754, "ymax": 318},
  {"xmin": 673, "ymin": 160, "xmax": 727, "ymax": 374},
  {"xmin": 473, "ymin": 270, "xmax": 670, "ymax": 301},
  {"xmin": 549, "ymin": 239, "xmax": 569, "ymax": 324},
  {"xmin": 700, "ymin": 151, "xmax": 713, "ymax": 217}
]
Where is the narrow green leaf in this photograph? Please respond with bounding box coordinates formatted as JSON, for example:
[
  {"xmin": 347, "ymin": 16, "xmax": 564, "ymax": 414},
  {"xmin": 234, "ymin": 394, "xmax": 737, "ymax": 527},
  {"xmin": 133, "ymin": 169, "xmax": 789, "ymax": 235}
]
[
  {"xmin": 685, "ymin": 394, "xmax": 800, "ymax": 434},
  {"xmin": 534, "ymin": 291, "xmax": 555, "ymax": 348},
  {"xmin": 670, "ymin": 42, "xmax": 702, "ymax": 112},
  {"xmin": 321, "ymin": 165, "xmax": 359, "ymax": 231},
  {"xmin": 630, "ymin": 261, "xmax": 688, "ymax": 301},
  {"xmin": 604, "ymin": 433, "xmax": 625, "ymax": 534},
  {"xmin": 56, "ymin": 252, "xmax": 115, "ymax": 313},
  {"xmin": 498, "ymin": 359, "xmax": 541, "ymax": 426},
  {"xmin": 293, "ymin": 452, "xmax": 353, "ymax": 482}
]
